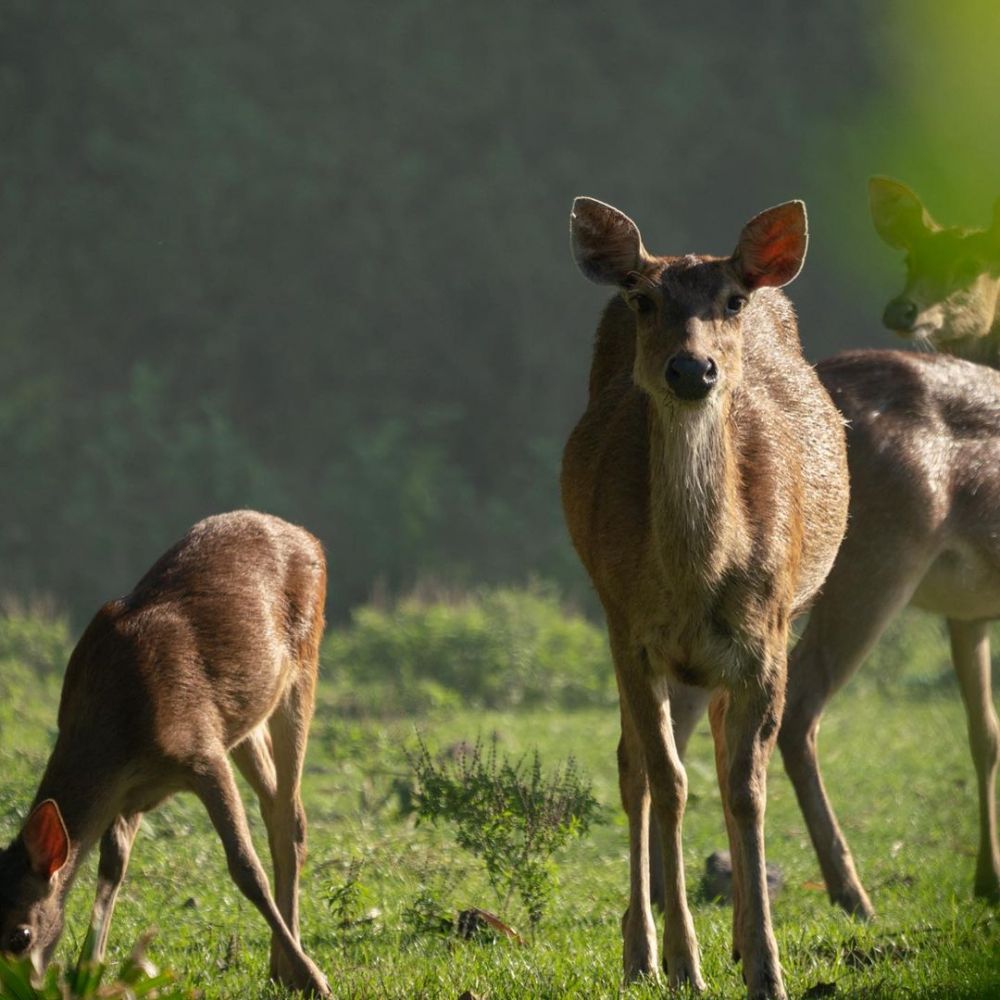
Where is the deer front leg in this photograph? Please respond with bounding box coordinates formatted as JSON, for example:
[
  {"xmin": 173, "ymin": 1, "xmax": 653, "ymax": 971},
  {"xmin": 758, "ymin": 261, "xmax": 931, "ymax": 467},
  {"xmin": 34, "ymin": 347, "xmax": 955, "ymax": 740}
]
[
  {"xmin": 191, "ymin": 756, "xmax": 330, "ymax": 998},
  {"xmin": 617, "ymin": 723, "xmax": 659, "ymax": 981},
  {"xmin": 88, "ymin": 813, "xmax": 143, "ymax": 960},
  {"xmin": 615, "ymin": 639, "xmax": 705, "ymax": 991},
  {"xmin": 649, "ymin": 682, "xmax": 712, "ymax": 912},
  {"xmin": 949, "ymin": 619, "xmax": 1000, "ymax": 902},
  {"xmin": 724, "ymin": 653, "xmax": 787, "ymax": 1000}
]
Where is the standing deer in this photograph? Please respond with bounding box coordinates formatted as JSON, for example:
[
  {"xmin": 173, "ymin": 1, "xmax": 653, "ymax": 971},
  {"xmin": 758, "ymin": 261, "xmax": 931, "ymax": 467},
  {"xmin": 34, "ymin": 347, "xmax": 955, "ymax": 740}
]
[
  {"xmin": 563, "ymin": 197, "xmax": 848, "ymax": 998},
  {"xmin": 777, "ymin": 178, "xmax": 1000, "ymax": 917},
  {"xmin": 0, "ymin": 510, "xmax": 331, "ymax": 996}
]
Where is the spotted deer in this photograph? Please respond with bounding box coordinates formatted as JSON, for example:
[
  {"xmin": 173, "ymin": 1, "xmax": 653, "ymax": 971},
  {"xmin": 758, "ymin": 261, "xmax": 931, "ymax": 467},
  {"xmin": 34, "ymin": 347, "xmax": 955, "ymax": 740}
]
[
  {"xmin": 777, "ymin": 178, "xmax": 1000, "ymax": 917},
  {"xmin": 563, "ymin": 197, "xmax": 848, "ymax": 998},
  {"xmin": 0, "ymin": 510, "xmax": 331, "ymax": 996}
]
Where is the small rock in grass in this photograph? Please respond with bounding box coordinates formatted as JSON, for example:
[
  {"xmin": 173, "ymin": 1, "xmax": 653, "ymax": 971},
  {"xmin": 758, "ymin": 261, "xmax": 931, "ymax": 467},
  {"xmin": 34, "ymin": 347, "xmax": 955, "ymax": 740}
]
[
  {"xmin": 803, "ymin": 982, "xmax": 837, "ymax": 998},
  {"xmin": 700, "ymin": 849, "xmax": 783, "ymax": 903}
]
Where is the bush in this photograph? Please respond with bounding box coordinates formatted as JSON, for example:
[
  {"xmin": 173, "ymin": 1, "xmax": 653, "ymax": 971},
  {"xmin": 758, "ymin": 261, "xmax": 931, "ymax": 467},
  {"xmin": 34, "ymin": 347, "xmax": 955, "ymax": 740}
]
[
  {"xmin": 322, "ymin": 583, "xmax": 614, "ymax": 713},
  {"xmin": 408, "ymin": 736, "xmax": 601, "ymax": 931}
]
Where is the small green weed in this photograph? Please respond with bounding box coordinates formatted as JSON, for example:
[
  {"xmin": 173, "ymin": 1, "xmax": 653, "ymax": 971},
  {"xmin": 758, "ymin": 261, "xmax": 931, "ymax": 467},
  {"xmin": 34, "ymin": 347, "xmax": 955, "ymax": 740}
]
[{"xmin": 409, "ymin": 736, "xmax": 602, "ymax": 932}]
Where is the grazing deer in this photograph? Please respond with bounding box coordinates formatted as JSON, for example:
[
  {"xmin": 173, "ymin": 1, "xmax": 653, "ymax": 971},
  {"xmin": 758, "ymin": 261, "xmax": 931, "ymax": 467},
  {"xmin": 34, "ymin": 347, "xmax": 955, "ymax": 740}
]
[
  {"xmin": 563, "ymin": 197, "xmax": 848, "ymax": 998},
  {"xmin": 777, "ymin": 178, "xmax": 1000, "ymax": 918},
  {"xmin": 0, "ymin": 510, "xmax": 331, "ymax": 996}
]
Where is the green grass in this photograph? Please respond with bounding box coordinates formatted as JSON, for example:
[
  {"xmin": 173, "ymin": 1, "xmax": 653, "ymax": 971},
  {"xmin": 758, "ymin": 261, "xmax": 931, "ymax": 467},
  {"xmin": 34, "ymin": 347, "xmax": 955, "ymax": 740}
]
[{"xmin": 1, "ymin": 627, "xmax": 998, "ymax": 998}]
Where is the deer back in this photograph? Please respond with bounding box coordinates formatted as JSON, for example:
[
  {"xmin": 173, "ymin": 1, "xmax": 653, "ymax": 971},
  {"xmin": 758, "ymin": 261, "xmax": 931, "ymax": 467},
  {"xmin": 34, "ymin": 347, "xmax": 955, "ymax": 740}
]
[
  {"xmin": 54, "ymin": 510, "xmax": 326, "ymax": 771},
  {"xmin": 818, "ymin": 349, "xmax": 1000, "ymax": 620}
]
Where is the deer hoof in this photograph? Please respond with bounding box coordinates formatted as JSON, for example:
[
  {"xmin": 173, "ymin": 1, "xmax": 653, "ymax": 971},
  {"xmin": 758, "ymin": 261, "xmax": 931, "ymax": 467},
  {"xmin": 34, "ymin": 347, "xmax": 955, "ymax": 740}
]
[
  {"xmin": 666, "ymin": 957, "xmax": 706, "ymax": 992},
  {"xmin": 832, "ymin": 886, "xmax": 875, "ymax": 921}
]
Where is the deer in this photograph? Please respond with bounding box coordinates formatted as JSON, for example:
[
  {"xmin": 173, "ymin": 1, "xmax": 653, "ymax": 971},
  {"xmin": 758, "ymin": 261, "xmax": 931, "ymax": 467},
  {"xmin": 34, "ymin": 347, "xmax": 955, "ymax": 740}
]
[
  {"xmin": 0, "ymin": 510, "xmax": 331, "ymax": 996},
  {"xmin": 563, "ymin": 196, "xmax": 849, "ymax": 999},
  {"xmin": 775, "ymin": 177, "xmax": 1000, "ymax": 918}
]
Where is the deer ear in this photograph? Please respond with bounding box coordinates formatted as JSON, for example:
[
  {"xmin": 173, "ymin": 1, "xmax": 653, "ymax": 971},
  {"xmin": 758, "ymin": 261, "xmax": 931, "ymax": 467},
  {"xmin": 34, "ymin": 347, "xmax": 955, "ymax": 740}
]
[
  {"xmin": 869, "ymin": 176, "xmax": 936, "ymax": 250},
  {"xmin": 23, "ymin": 800, "xmax": 69, "ymax": 879},
  {"xmin": 734, "ymin": 200, "xmax": 808, "ymax": 290},
  {"xmin": 570, "ymin": 197, "xmax": 648, "ymax": 286}
]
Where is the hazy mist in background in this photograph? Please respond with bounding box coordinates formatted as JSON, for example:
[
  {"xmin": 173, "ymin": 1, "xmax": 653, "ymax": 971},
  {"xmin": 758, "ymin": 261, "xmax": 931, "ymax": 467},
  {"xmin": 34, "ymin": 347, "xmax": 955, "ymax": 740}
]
[{"xmin": 2, "ymin": 0, "xmax": 998, "ymax": 621}]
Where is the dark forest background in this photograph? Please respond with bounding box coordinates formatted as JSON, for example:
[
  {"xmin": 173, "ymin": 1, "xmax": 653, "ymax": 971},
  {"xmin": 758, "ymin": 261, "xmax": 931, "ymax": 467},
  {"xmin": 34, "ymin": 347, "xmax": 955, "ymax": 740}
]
[{"xmin": 2, "ymin": 0, "xmax": 998, "ymax": 622}]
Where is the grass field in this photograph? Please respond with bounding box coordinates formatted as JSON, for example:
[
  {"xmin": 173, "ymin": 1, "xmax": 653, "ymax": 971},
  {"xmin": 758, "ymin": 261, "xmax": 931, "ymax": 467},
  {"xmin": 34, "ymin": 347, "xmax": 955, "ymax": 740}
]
[{"xmin": 1, "ymin": 615, "xmax": 998, "ymax": 998}]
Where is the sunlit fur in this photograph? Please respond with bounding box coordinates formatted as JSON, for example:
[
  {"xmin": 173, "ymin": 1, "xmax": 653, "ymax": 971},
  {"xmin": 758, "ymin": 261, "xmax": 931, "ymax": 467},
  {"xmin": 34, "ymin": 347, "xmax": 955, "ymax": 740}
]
[{"xmin": 564, "ymin": 197, "xmax": 848, "ymax": 1000}]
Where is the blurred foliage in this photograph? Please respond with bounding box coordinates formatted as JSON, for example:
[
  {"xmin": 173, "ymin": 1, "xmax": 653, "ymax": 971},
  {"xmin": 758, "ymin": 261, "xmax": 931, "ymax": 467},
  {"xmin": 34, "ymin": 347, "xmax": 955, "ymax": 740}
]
[
  {"xmin": 0, "ymin": 925, "xmax": 190, "ymax": 1000},
  {"xmin": 811, "ymin": 0, "xmax": 1000, "ymax": 301},
  {"xmin": 0, "ymin": 2, "xmax": 996, "ymax": 622},
  {"xmin": 322, "ymin": 583, "xmax": 614, "ymax": 714},
  {"xmin": 0, "ymin": 599, "xmax": 71, "ymax": 675},
  {"xmin": 0, "ymin": 1, "xmax": 874, "ymax": 621},
  {"xmin": 0, "ymin": 601, "xmax": 66, "ymax": 742}
]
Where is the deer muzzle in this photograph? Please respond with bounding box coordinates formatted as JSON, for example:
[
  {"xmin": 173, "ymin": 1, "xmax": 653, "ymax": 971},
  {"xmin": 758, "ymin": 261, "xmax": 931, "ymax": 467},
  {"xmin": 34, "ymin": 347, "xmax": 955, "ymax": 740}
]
[
  {"xmin": 882, "ymin": 297, "xmax": 918, "ymax": 333},
  {"xmin": 665, "ymin": 351, "xmax": 718, "ymax": 401}
]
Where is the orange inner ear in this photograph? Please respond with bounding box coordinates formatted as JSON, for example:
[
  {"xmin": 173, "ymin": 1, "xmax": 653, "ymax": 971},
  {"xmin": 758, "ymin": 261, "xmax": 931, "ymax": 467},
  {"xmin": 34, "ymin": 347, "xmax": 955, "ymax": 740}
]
[
  {"xmin": 753, "ymin": 230, "xmax": 800, "ymax": 271},
  {"xmin": 23, "ymin": 799, "xmax": 70, "ymax": 879}
]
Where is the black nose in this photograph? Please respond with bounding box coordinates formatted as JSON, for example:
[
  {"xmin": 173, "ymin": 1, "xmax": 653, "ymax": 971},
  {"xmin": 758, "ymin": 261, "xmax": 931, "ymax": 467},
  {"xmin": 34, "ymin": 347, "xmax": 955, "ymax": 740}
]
[
  {"xmin": 665, "ymin": 352, "xmax": 718, "ymax": 401},
  {"xmin": 883, "ymin": 297, "xmax": 917, "ymax": 332}
]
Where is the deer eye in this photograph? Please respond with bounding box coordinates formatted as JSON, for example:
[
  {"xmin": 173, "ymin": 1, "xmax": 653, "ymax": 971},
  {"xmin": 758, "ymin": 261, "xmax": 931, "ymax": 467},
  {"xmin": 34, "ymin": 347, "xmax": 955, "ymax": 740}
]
[
  {"xmin": 625, "ymin": 291, "xmax": 655, "ymax": 316},
  {"xmin": 725, "ymin": 294, "xmax": 747, "ymax": 316},
  {"xmin": 633, "ymin": 294, "xmax": 654, "ymax": 315},
  {"xmin": 6, "ymin": 925, "xmax": 32, "ymax": 954}
]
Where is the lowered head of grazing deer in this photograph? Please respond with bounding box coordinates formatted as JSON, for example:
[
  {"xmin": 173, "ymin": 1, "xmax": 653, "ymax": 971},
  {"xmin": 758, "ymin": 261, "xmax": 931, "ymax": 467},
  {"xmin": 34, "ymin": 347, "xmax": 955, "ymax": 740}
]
[
  {"xmin": 870, "ymin": 176, "xmax": 1000, "ymax": 364},
  {"xmin": 0, "ymin": 800, "xmax": 71, "ymax": 969},
  {"xmin": 564, "ymin": 198, "xmax": 848, "ymax": 1000}
]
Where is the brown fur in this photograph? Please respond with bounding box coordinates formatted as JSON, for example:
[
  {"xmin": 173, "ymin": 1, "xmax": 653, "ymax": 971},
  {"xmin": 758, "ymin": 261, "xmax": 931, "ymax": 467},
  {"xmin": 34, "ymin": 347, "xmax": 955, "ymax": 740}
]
[
  {"xmin": 777, "ymin": 180, "xmax": 1000, "ymax": 918},
  {"xmin": 563, "ymin": 197, "xmax": 848, "ymax": 999},
  {"xmin": 0, "ymin": 510, "xmax": 331, "ymax": 996}
]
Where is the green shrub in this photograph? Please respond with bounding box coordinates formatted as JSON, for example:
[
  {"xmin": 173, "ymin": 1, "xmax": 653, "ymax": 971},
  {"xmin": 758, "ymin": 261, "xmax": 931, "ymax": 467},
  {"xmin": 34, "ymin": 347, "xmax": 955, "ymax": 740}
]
[
  {"xmin": 322, "ymin": 583, "xmax": 613, "ymax": 713},
  {"xmin": 408, "ymin": 736, "xmax": 601, "ymax": 932}
]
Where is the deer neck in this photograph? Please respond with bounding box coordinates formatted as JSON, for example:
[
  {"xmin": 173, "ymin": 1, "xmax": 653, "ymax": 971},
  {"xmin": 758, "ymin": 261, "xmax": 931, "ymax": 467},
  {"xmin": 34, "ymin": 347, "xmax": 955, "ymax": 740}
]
[
  {"xmin": 941, "ymin": 297, "xmax": 1000, "ymax": 368},
  {"xmin": 647, "ymin": 394, "xmax": 745, "ymax": 590},
  {"xmin": 32, "ymin": 739, "xmax": 123, "ymax": 890}
]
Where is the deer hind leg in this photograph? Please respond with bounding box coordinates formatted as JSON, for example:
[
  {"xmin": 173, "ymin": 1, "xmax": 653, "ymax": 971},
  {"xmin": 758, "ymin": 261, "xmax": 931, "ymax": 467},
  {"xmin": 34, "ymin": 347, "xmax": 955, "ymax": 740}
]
[
  {"xmin": 88, "ymin": 812, "xmax": 143, "ymax": 960},
  {"xmin": 648, "ymin": 683, "xmax": 711, "ymax": 911},
  {"xmin": 948, "ymin": 619, "xmax": 1000, "ymax": 902},
  {"xmin": 778, "ymin": 541, "xmax": 927, "ymax": 919},
  {"xmin": 231, "ymin": 727, "xmax": 285, "ymax": 979},
  {"xmin": 264, "ymin": 665, "xmax": 319, "ymax": 984},
  {"xmin": 615, "ymin": 639, "xmax": 705, "ymax": 991},
  {"xmin": 724, "ymin": 650, "xmax": 787, "ymax": 1000},
  {"xmin": 191, "ymin": 753, "xmax": 330, "ymax": 998}
]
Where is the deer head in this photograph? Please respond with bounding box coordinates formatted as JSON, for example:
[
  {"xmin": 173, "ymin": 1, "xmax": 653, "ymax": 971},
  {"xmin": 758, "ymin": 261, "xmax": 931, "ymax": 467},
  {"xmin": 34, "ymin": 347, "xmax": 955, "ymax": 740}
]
[
  {"xmin": 570, "ymin": 197, "xmax": 807, "ymax": 408},
  {"xmin": 0, "ymin": 800, "xmax": 70, "ymax": 971},
  {"xmin": 869, "ymin": 176, "xmax": 1000, "ymax": 347}
]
